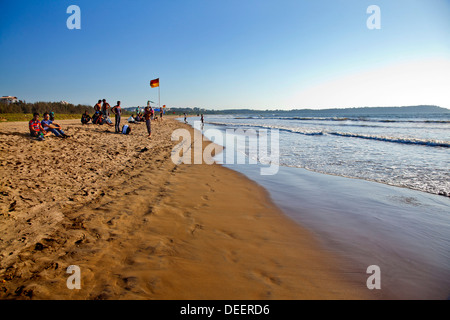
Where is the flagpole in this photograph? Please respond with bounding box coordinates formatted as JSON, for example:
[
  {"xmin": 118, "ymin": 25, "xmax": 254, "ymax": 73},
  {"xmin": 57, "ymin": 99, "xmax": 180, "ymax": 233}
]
[{"xmin": 158, "ymin": 83, "xmax": 160, "ymax": 111}]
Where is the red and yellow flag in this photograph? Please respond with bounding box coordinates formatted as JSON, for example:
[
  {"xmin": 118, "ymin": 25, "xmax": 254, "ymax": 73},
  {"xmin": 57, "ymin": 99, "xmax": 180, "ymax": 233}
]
[{"xmin": 150, "ymin": 78, "xmax": 159, "ymax": 88}]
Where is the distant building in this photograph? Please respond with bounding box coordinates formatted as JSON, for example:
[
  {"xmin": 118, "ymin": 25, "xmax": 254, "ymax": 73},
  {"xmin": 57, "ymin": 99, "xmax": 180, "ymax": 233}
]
[
  {"xmin": 0, "ymin": 96, "xmax": 18, "ymax": 104},
  {"xmin": 61, "ymin": 101, "xmax": 70, "ymax": 105}
]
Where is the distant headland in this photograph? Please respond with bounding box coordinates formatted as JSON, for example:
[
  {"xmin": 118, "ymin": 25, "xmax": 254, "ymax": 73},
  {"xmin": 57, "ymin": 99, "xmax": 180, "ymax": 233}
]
[{"xmin": 163, "ymin": 105, "xmax": 450, "ymax": 115}]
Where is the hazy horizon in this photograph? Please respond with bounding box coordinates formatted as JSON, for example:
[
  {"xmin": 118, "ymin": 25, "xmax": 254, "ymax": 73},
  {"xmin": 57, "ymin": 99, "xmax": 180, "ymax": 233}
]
[{"xmin": 5, "ymin": 100, "xmax": 450, "ymax": 113}]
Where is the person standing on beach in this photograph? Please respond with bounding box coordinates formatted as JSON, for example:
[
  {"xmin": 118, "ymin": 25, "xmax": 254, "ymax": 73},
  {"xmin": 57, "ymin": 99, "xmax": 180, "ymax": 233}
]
[
  {"xmin": 94, "ymin": 100, "xmax": 102, "ymax": 113},
  {"xmin": 102, "ymin": 99, "xmax": 111, "ymax": 117},
  {"xmin": 144, "ymin": 106, "xmax": 153, "ymax": 138},
  {"xmin": 201, "ymin": 114, "xmax": 204, "ymax": 124},
  {"xmin": 184, "ymin": 113, "xmax": 187, "ymax": 124},
  {"xmin": 112, "ymin": 101, "xmax": 122, "ymax": 133},
  {"xmin": 92, "ymin": 100, "xmax": 102, "ymax": 124}
]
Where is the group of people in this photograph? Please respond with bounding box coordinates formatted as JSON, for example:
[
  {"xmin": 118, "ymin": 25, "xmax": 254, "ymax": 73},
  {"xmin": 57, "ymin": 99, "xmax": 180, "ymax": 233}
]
[
  {"xmin": 131, "ymin": 107, "xmax": 164, "ymax": 122},
  {"xmin": 81, "ymin": 99, "xmax": 158, "ymax": 138},
  {"xmin": 125, "ymin": 106, "xmax": 155, "ymax": 137},
  {"xmin": 29, "ymin": 99, "xmax": 169, "ymax": 141},
  {"xmin": 29, "ymin": 112, "xmax": 69, "ymax": 141},
  {"xmin": 86, "ymin": 99, "xmax": 122, "ymax": 133}
]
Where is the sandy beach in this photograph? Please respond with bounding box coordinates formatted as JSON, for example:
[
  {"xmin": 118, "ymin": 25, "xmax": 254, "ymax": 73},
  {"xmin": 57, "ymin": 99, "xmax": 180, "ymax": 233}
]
[{"xmin": 0, "ymin": 116, "xmax": 374, "ymax": 299}]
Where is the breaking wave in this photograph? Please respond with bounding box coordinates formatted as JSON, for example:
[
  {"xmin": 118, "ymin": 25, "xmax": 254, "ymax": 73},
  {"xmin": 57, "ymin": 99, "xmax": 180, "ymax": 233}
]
[{"xmin": 206, "ymin": 121, "xmax": 449, "ymax": 148}]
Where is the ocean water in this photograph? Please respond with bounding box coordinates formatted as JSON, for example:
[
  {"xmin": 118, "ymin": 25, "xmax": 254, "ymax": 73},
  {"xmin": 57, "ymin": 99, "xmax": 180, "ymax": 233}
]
[
  {"xmin": 180, "ymin": 110, "xmax": 450, "ymax": 298},
  {"xmin": 194, "ymin": 111, "xmax": 450, "ymax": 197}
]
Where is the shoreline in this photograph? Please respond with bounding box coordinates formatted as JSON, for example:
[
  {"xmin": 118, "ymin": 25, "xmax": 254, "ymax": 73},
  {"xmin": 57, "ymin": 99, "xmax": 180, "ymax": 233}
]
[
  {"xmin": 186, "ymin": 117, "xmax": 450, "ymax": 299},
  {"xmin": 195, "ymin": 115, "xmax": 450, "ymax": 198},
  {"xmin": 0, "ymin": 117, "xmax": 374, "ymax": 299},
  {"xmin": 222, "ymin": 163, "xmax": 450, "ymax": 300}
]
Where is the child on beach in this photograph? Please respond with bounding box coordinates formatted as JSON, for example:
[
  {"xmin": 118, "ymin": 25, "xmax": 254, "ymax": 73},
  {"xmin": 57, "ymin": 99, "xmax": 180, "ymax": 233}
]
[
  {"xmin": 41, "ymin": 112, "xmax": 69, "ymax": 138},
  {"xmin": 111, "ymin": 101, "xmax": 122, "ymax": 133},
  {"xmin": 29, "ymin": 113, "xmax": 48, "ymax": 141}
]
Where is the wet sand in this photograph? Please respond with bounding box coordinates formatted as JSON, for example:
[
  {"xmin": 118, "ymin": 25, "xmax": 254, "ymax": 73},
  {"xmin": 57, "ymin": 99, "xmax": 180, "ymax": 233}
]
[
  {"xmin": 0, "ymin": 117, "xmax": 373, "ymax": 299},
  {"xmin": 223, "ymin": 163, "xmax": 450, "ymax": 300}
]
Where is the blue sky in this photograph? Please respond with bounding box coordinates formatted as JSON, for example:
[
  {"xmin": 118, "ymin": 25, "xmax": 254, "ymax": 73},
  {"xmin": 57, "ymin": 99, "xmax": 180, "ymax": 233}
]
[{"xmin": 1, "ymin": 0, "xmax": 449, "ymax": 109}]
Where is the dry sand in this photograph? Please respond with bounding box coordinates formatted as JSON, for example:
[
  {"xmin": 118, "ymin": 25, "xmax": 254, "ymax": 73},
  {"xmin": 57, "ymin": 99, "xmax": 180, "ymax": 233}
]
[{"xmin": 0, "ymin": 116, "xmax": 374, "ymax": 299}]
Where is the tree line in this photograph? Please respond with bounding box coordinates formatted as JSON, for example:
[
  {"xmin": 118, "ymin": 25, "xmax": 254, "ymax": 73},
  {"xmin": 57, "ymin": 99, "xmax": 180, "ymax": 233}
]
[{"xmin": 0, "ymin": 101, "xmax": 94, "ymax": 114}]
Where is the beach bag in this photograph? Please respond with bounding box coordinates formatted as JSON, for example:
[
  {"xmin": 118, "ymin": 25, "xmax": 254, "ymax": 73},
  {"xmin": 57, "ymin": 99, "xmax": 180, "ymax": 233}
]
[{"xmin": 122, "ymin": 124, "xmax": 131, "ymax": 134}]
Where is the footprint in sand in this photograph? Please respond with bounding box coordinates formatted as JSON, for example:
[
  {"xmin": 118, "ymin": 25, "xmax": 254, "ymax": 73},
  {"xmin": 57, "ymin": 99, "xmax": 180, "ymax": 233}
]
[
  {"xmin": 183, "ymin": 211, "xmax": 192, "ymax": 218},
  {"xmin": 205, "ymin": 183, "xmax": 215, "ymax": 193},
  {"xmin": 216, "ymin": 229, "xmax": 238, "ymax": 240},
  {"xmin": 144, "ymin": 206, "xmax": 154, "ymax": 216},
  {"xmin": 122, "ymin": 276, "xmax": 138, "ymax": 291},
  {"xmin": 146, "ymin": 277, "xmax": 160, "ymax": 294},
  {"xmin": 252, "ymin": 270, "xmax": 282, "ymax": 287},
  {"xmin": 224, "ymin": 250, "xmax": 239, "ymax": 263},
  {"xmin": 190, "ymin": 223, "xmax": 204, "ymax": 235}
]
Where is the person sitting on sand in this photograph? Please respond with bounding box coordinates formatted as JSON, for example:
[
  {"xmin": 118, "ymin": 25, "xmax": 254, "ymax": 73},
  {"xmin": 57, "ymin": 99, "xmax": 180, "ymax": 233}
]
[
  {"xmin": 81, "ymin": 111, "xmax": 91, "ymax": 124},
  {"xmin": 102, "ymin": 114, "xmax": 114, "ymax": 127},
  {"xmin": 128, "ymin": 114, "xmax": 138, "ymax": 123},
  {"xmin": 41, "ymin": 112, "xmax": 69, "ymax": 138},
  {"xmin": 92, "ymin": 113, "xmax": 113, "ymax": 127},
  {"xmin": 92, "ymin": 111, "xmax": 102, "ymax": 125},
  {"xmin": 135, "ymin": 114, "xmax": 141, "ymax": 122},
  {"xmin": 29, "ymin": 113, "xmax": 49, "ymax": 141}
]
